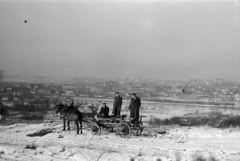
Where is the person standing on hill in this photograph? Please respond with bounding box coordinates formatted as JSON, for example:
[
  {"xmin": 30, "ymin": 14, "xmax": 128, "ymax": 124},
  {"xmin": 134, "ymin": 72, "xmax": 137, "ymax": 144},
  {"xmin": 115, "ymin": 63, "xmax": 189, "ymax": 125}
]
[
  {"xmin": 129, "ymin": 93, "xmax": 141, "ymax": 124},
  {"xmin": 112, "ymin": 92, "xmax": 122, "ymax": 117}
]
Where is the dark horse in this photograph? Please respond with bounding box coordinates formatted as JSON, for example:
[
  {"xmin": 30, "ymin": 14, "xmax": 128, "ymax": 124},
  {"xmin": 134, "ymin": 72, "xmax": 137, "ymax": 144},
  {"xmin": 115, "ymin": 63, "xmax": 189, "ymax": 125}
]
[{"xmin": 56, "ymin": 103, "xmax": 83, "ymax": 135}]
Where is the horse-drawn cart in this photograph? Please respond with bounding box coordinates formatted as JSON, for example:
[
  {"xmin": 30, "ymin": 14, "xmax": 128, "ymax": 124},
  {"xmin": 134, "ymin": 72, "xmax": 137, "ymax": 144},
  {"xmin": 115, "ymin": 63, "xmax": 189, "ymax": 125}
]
[{"xmin": 90, "ymin": 115, "xmax": 146, "ymax": 139}]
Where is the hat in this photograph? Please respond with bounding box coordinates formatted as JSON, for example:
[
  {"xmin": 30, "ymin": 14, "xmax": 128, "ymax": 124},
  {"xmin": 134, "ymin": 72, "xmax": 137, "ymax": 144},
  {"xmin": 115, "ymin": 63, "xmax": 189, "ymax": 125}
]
[
  {"xmin": 115, "ymin": 92, "xmax": 119, "ymax": 94},
  {"xmin": 132, "ymin": 93, "xmax": 136, "ymax": 96}
]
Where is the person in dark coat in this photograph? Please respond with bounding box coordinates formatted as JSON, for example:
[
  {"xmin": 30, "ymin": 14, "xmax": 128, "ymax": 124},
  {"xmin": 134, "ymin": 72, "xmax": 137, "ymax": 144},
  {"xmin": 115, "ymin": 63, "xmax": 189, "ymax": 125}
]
[
  {"xmin": 98, "ymin": 103, "xmax": 109, "ymax": 118},
  {"xmin": 129, "ymin": 93, "xmax": 141, "ymax": 124},
  {"xmin": 112, "ymin": 92, "xmax": 122, "ymax": 117}
]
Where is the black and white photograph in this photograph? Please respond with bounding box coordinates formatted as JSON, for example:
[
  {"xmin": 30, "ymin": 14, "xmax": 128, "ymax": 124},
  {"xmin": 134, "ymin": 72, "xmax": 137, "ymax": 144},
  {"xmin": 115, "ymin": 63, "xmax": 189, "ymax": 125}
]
[{"xmin": 0, "ymin": 0, "xmax": 240, "ymax": 160}]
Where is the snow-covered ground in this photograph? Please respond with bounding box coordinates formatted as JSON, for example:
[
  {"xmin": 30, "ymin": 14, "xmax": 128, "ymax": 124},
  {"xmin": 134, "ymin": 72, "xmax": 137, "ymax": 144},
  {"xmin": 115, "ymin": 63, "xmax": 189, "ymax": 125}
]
[{"xmin": 1, "ymin": 122, "xmax": 240, "ymax": 161}]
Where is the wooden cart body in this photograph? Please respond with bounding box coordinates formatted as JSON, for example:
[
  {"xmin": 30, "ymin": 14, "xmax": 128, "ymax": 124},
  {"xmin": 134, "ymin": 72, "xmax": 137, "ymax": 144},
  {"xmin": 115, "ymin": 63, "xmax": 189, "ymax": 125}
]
[{"xmin": 91, "ymin": 115, "xmax": 146, "ymax": 139}]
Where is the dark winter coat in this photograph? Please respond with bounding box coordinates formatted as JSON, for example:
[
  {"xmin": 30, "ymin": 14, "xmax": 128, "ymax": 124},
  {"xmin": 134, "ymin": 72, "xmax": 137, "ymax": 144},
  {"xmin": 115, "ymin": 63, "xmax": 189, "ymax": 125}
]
[
  {"xmin": 112, "ymin": 96, "xmax": 122, "ymax": 117},
  {"xmin": 129, "ymin": 97, "xmax": 141, "ymax": 121},
  {"xmin": 99, "ymin": 106, "xmax": 109, "ymax": 118}
]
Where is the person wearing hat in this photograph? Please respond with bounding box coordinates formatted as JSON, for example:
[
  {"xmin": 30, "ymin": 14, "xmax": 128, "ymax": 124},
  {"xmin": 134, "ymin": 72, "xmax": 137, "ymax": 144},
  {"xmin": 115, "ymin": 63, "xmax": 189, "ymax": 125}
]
[
  {"xmin": 94, "ymin": 103, "xmax": 110, "ymax": 122},
  {"xmin": 112, "ymin": 92, "xmax": 122, "ymax": 117},
  {"xmin": 98, "ymin": 102, "xmax": 109, "ymax": 118},
  {"xmin": 129, "ymin": 93, "xmax": 141, "ymax": 124}
]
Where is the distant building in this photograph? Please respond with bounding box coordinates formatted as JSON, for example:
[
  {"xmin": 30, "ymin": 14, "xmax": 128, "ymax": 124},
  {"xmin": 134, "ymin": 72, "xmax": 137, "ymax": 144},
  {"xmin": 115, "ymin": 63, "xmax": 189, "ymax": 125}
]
[
  {"xmin": 234, "ymin": 94, "xmax": 240, "ymax": 108},
  {"xmin": 86, "ymin": 86, "xmax": 103, "ymax": 93},
  {"xmin": 62, "ymin": 84, "xmax": 77, "ymax": 90},
  {"xmin": 214, "ymin": 77, "xmax": 224, "ymax": 83}
]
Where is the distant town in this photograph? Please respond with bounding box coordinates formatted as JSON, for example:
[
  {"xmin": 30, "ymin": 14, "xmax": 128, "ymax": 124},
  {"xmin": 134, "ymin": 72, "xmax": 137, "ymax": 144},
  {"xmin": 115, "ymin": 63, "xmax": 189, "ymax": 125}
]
[{"xmin": 1, "ymin": 75, "xmax": 240, "ymax": 109}]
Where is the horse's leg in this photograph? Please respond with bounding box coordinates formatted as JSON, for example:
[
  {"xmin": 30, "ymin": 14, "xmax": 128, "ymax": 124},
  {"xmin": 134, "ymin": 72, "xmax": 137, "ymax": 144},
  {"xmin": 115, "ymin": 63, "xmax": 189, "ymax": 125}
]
[
  {"xmin": 63, "ymin": 118, "xmax": 66, "ymax": 131},
  {"xmin": 75, "ymin": 120, "xmax": 79, "ymax": 135},
  {"xmin": 67, "ymin": 120, "xmax": 70, "ymax": 130},
  {"xmin": 79, "ymin": 117, "xmax": 82, "ymax": 134}
]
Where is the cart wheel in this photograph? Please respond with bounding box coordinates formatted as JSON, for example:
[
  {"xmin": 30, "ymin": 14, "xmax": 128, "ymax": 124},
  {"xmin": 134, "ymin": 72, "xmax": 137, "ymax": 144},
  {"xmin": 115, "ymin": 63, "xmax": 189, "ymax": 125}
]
[
  {"xmin": 117, "ymin": 123, "xmax": 131, "ymax": 139},
  {"xmin": 91, "ymin": 124, "xmax": 101, "ymax": 136},
  {"xmin": 135, "ymin": 126, "xmax": 144, "ymax": 136}
]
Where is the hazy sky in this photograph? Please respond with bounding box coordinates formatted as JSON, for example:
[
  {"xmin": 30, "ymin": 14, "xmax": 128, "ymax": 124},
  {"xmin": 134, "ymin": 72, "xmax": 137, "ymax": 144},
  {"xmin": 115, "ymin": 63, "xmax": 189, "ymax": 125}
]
[{"xmin": 0, "ymin": 0, "xmax": 239, "ymax": 80}]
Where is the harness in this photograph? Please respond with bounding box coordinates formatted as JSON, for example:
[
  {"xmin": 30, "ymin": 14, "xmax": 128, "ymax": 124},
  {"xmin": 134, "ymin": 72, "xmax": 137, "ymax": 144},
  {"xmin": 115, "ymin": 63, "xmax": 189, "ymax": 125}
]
[{"xmin": 60, "ymin": 106, "xmax": 74, "ymax": 119}]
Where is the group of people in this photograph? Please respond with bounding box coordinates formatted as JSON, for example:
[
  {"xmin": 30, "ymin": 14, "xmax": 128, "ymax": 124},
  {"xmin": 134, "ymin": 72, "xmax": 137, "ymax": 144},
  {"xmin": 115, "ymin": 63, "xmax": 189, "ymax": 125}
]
[{"xmin": 96, "ymin": 92, "xmax": 141, "ymax": 123}]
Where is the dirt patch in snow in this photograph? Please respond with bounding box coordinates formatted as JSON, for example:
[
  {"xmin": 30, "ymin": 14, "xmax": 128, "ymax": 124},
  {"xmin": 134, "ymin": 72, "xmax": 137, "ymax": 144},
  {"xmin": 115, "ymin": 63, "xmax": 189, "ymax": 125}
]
[{"xmin": 27, "ymin": 129, "xmax": 53, "ymax": 137}]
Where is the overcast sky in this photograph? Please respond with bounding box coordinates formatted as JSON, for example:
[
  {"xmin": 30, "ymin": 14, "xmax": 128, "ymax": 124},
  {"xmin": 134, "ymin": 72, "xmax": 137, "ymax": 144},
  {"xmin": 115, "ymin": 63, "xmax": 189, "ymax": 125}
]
[{"xmin": 0, "ymin": 0, "xmax": 239, "ymax": 80}]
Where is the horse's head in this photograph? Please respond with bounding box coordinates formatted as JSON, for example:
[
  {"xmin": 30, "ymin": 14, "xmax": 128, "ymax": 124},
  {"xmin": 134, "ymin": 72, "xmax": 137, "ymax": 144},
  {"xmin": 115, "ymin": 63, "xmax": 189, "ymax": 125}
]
[{"xmin": 56, "ymin": 103, "xmax": 65, "ymax": 114}]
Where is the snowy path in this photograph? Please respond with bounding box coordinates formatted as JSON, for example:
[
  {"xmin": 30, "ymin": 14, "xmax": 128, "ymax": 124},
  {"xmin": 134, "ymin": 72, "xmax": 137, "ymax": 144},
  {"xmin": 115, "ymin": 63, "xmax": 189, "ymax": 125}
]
[{"xmin": 0, "ymin": 123, "xmax": 240, "ymax": 161}]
